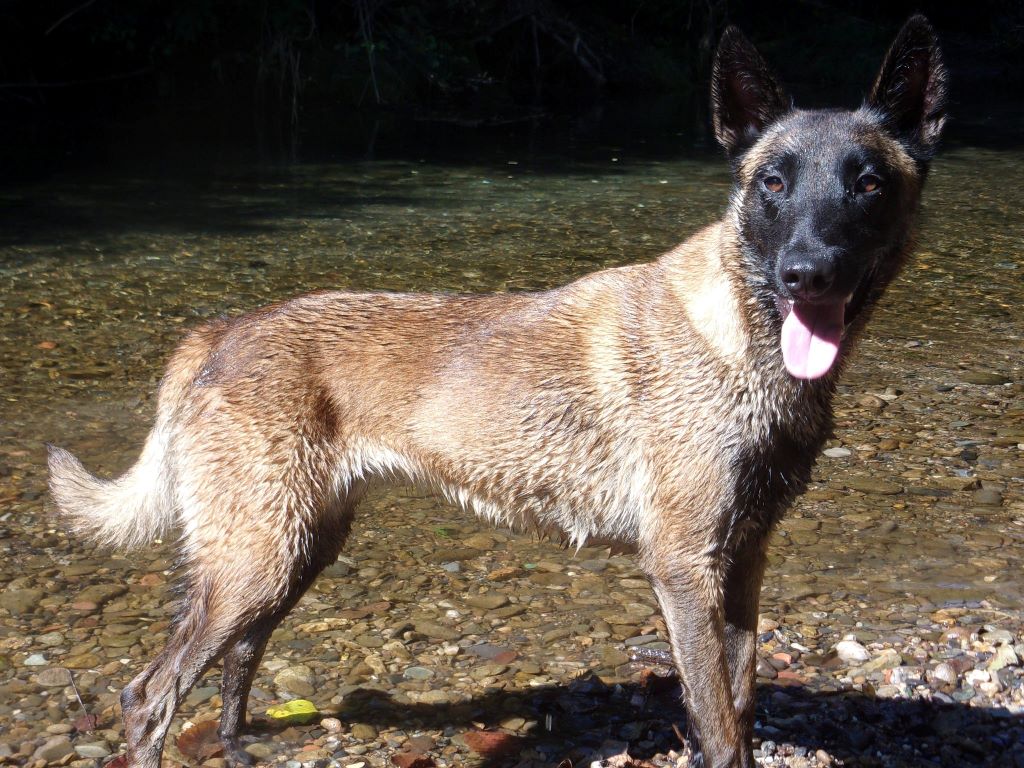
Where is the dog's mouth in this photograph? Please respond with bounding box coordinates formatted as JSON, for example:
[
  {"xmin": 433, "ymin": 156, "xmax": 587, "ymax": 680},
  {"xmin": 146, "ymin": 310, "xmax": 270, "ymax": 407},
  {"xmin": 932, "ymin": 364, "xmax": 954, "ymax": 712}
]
[
  {"xmin": 776, "ymin": 297, "xmax": 847, "ymax": 380},
  {"xmin": 774, "ymin": 273, "xmax": 873, "ymax": 381}
]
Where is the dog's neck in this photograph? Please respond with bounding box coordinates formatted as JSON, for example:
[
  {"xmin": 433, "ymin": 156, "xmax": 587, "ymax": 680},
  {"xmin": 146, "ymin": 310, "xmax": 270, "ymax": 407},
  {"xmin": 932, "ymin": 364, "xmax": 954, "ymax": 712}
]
[{"xmin": 661, "ymin": 215, "xmax": 837, "ymax": 442}]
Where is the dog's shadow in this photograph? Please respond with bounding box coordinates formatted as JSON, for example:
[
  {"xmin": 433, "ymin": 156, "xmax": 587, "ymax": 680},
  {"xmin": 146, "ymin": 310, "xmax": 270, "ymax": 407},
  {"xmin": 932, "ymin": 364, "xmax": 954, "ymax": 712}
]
[{"xmin": 251, "ymin": 672, "xmax": 1021, "ymax": 766}]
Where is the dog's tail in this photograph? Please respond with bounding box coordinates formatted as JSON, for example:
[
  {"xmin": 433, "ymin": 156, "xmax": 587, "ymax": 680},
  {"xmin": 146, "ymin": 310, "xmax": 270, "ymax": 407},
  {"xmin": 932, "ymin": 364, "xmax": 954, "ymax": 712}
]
[
  {"xmin": 48, "ymin": 417, "xmax": 177, "ymax": 550},
  {"xmin": 47, "ymin": 325, "xmax": 221, "ymax": 549}
]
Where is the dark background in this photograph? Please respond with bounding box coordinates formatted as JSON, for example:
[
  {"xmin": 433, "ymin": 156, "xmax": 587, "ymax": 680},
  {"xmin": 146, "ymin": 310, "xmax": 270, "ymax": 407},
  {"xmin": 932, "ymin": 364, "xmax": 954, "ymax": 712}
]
[{"xmin": 1, "ymin": 0, "xmax": 1021, "ymax": 177}]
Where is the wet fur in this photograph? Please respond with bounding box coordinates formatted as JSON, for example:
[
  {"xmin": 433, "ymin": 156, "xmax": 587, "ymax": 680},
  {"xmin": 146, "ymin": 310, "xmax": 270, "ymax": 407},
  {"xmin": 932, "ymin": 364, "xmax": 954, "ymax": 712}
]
[{"xmin": 48, "ymin": 17, "xmax": 945, "ymax": 768}]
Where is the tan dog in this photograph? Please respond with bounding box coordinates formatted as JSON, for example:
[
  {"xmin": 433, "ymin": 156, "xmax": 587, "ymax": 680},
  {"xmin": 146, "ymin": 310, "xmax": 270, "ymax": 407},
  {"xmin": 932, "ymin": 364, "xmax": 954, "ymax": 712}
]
[{"xmin": 49, "ymin": 16, "xmax": 945, "ymax": 768}]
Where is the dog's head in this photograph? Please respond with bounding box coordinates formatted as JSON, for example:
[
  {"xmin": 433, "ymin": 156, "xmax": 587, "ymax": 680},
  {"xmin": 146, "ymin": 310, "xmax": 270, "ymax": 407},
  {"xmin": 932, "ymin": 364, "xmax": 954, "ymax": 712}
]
[{"xmin": 711, "ymin": 16, "xmax": 946, "ymax": 380}]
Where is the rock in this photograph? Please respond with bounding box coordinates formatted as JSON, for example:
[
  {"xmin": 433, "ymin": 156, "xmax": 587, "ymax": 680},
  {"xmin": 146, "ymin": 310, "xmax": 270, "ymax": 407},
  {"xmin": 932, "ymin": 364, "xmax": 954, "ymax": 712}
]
[
  {"xmin": 244, "ymin": 743, "xmax": 275, "ymax": 761},
  {"xmin": 835, "ymin": 639, "xmax": 871, "ymax": 664},
  {"xmin": 485, "ymin": 567, "xmax": 519, "ymax": 581},
  {"xmin": 63, "ymin": 652, "xmax": 102, "ymax": 669},
  {"xmin": 417, "ymin": 690, "xmax": 450, "ymax": 705},
  {"xmin": 857, "ymin": 394, "xmax": 887, "ymax": 410},
  {"xmin": 973, "ymin": 488, "xmax": 1003, "ymax": 506},
  {"xmin": 413, "ymin": 621, "xmax": 462, "ymax": 641},
  {"xmin": 75, "ymin": 584, "xmax": 127, "ymax": 606},
  {"xmin": 529, "ymin": 571, "xmax": 571, "ymax": 587},
  {"xmin": 430, "ymin": 548, "xmax": 478, "ymax": 562},
  {"xmin": 844, "ymin": 477, "xmax": 903, "ymax": 495},
  {"xmin": 624, "ymin": 634, "xmax": 659, "ymax": 647},
  {"xmin": 600, "ymin": 647, "xmax": 630, "ymax": 668},
  {"xmin": 929, "ymin": 475, "xmax": 979, "ymax": 491},
  {"xmin": 932, "ymin": 662, "xmax": 958, "ymax": 685},
  {"xmin": 981, "ymin": 627, "xmax": 1015, "ymax": 645},
  {"xmin": 1, "ymin": 588, "xmax": 44, "ymax": 616},
  {"xmin": 74, "ymin": 743, "xmax": 112, "ymax": 759},
  {"xmin": 24, "ymin": 653, "xmax": 47, "ymax": 666},
  {"xmin": 35, "ymin": 667, "xmax": 72, "ymax": 687},
  {"xmin": 33, "ymin": 736, "xmax": 74, "ymax": 762},
  {"xmin": 351, "ymin": 723, "xmax": 378, "ymax": 740},
  {"xmin": 320, "ymin": 717, "xmax": 343, "ymax": 733},
  {"xmin": 961, "ymin": 371, "xmax": 1011, "ymax": 385},
  {"xmin": 823, "ymin": 447, "xmax": 851, "ymax": 458},
  {"xmin": 988, "ymin": 644, "xmax": 1019, "ymax": 672},
  {"xmin": 856, "ymin": 648, "xmax": 902, "ymax": 674},
  {"xmin": 273, "ymin": 665, "xmax": 316, "ymax": 697},
  {"xmin": 186, "ymin": 686, "xmax": 219, "ymax": 705},
  {"xmin": 463, "ymin": 593, "xmax": 509, "ymax": 611},
  {"xmin": 756, "ymin": 658, "xmax": 778, "ymax": 679},
  {"xmin": 462, "ymin": 533, "xmax": 495, "ymax": 549},
  {"xmin": 402, "ymin": 666, "xmax": 434, "ymax": 680},
  {"xmin": 36, "ymin": 632, "xmax": 64, "ymax": 647}
]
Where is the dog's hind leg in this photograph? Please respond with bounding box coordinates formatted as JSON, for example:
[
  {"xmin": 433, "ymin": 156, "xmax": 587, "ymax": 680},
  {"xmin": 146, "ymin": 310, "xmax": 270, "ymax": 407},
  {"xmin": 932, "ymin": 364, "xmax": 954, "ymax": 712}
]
[
  {"xmin": 119, "ymin": 454, "xmax": 357, "ymax": 767},
  {"xmin": 216, "ymin": 487, "xmax": 364, "ymax": 766}
]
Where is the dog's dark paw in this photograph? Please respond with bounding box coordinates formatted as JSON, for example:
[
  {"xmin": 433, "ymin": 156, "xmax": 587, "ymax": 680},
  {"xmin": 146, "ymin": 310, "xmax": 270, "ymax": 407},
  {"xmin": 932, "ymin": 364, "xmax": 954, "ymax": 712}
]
[{"xmin": 221, "ymin": 738, "xmax": 255, "ymax": 767}]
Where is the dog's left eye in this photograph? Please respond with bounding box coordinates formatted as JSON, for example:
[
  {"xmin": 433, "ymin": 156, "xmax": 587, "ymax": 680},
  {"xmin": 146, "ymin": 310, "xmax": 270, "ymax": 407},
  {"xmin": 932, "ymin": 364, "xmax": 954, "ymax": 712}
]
[
  {"xmin": 763, "ymin": 176, "xmax": 785, "ymax": 193},
  {"xmin": 855, "ymin": 174, "xmax": 882, "ymax": 194}
]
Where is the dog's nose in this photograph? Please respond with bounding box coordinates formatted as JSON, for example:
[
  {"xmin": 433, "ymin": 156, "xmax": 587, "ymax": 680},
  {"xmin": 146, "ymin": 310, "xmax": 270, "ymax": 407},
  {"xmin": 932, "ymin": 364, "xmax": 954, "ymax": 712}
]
[{"xmin": 779, "ymin": 254, "xmax": 836, "ymax": 301}]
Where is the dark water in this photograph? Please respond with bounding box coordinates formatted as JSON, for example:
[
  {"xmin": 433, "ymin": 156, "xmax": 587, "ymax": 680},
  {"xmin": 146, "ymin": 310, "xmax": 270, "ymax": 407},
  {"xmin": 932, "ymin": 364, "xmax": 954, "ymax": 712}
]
[{"xmin": 1, "ymin": 110, "xmax": 1022, "ymax": 610}]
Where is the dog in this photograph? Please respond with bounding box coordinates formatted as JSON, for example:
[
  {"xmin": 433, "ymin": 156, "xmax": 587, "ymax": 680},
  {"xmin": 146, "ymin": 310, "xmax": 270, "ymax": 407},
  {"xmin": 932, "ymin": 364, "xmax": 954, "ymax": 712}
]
[{"xmin": 48, "ymin": 16, "xmax": 946, "ymax": 768}]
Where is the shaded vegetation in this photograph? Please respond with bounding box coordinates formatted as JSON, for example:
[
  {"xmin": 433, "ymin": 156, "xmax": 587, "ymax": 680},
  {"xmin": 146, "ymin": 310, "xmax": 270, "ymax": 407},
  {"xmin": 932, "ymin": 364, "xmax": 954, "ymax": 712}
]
[{"xmin": 0, "ymin": 1, "xmax": 1021, "ymax": 164}]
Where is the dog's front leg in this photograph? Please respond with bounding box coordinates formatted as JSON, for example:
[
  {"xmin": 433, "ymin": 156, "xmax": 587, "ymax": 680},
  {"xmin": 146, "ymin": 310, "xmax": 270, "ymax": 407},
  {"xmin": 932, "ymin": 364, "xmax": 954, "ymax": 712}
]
[
  {"xmin": 722, "ymin": 533, "xmax": 769, "ymax": 748},
  {"xmin": 643, "ymin": 545, "xmax": 752, "ymax": 768}
]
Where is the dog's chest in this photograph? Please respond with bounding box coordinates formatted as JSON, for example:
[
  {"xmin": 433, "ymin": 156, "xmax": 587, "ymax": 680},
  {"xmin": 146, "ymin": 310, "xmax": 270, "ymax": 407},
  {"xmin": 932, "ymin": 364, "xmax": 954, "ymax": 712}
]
[{"xmin": 720, "ymin": 380, "xmax": 832, "ymax": 539}]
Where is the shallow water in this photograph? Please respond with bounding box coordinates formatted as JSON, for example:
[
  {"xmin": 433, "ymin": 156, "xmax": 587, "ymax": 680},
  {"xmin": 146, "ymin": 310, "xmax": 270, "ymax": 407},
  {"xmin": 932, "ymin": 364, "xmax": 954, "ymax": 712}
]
[{"xmin": 1, "ymin": 121, "xmax": 1022, "ymax": 763}]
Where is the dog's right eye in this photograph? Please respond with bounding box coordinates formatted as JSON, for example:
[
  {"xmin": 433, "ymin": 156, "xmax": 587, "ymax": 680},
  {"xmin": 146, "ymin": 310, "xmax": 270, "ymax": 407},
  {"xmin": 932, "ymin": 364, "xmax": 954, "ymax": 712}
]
[{"xmin": 763, "ymin": 176, "xmax": 785, "ymax": 193}]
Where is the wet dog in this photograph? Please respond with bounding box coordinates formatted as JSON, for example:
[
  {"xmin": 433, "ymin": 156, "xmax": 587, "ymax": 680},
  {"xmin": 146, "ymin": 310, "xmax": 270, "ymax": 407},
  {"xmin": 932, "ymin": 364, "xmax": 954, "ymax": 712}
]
[{"xmin": 49, "ymin": 16, "xmax": 945, "ymax": 768}]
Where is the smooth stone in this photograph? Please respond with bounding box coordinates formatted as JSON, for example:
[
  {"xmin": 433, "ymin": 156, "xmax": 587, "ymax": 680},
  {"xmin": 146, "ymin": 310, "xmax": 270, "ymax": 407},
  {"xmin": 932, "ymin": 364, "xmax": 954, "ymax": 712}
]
[
  {"xmin": 35, "ymin": 667, "xmax": 72, "ymax": 687},
  {"xmin": 402, "ymin": 666, "xmax": 434, "ymax": 681},
  {"xmin": 973, "ymin": 488, "xmax": 1003, "ymax": 506},
  {"xmin": 961, "ymin": 371, "xmax": 1011, "ymax": 385},
  {"xmin": 988, "ymin": 644, "xmax": 1019, "ymax": 672},
  {"xmin": 74, "ymin": 743, "xmax": 112, "ymax": 759},
  {"xmin": 186, "ymin": 686, "xmax": 219, "ymax": 705},
  {"xmin": 467, "ymin": 643, "xmax": 512, "ymax": 660},
  {"xmin": 350, "ymin": 723, "xmax": 378, "ymax": 740},
  {"xmin": 245, "ymin": 743, "xmax": 276, "ymax": 760},
  {"xmin": 63, "ymin": 653, "xmax": 102, "ymax": 669},
  {"xmin": 529, "ymin": 572, "xmax": 571, "ymax": 587},
  {"xmin": 844, "ymin": 477, "xmax": 903, "ymax": 495},
  {"xmin": 624, "ymin": 634, "xmax": 659, "ymax": 647},
  {"xmin": 75, "ymin": 584, "xmax": 128, "ymax": 606},
  {"xmin": 417, "ymin": 690, "xmax": 450, "ymax": 705},
  {"xmin": 835, "ymin": 639, "xmax": 871, "ymax": 664},
  {"xmin": 1, "ymin": 588, "xmax": 44, "ymax": 616},
  {"xmin": 273, "ymin": 665, "xmax": 316, "ymax": 697},
  {"xmin": 320, "ymin": 717, "xmax": 343, "ymax": 733},
  {"xmin": 24, "ymin": 654, "xmax": 47, "ymax": 666},
  {"xmin": 431, "ymin": 548, "xmax": 478, "ymax": 562},
  {"xmin": 353, "ymin": 634, "xmax": 385, "ymax": 648},
  {"xmin": 462, "ymin": 533, "xmax": 495, "ymax": 549},
  {"xmin": 414, "ymin": 622, "xmax": 462, "ymax": 641},
  {"xmin": 981, "ymin": 628, "xmax": 1015, "ymax": 645},
  {"xmin": 756, "ymin": 658, "xmax": 778, "ymax": 679},
  {"xmin": 463, "ymin": 594, "xmax": 509, "ymax": 611},
  {"xmin": 854, "ymin": 648, "xmax": 903, "ymax": 675},
  {"xmin": 823, "ymin": 447, "xmax": 851, "ymax": 458},
  {"xmin": 33, "ymin": 736, "xmax": 74, "ymax": 762}
]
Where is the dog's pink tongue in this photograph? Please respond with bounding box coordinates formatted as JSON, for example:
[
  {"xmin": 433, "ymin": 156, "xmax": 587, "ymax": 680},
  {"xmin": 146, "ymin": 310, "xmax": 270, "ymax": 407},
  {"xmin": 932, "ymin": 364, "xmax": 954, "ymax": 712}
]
[{"xmin": 781, "ymin": 301, "xmax": 845, "ymax": 379}]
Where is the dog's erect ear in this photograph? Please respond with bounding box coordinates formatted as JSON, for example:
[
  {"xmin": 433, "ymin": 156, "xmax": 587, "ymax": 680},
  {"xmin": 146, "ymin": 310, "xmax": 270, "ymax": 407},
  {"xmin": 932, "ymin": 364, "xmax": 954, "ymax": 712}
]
[
  {"xmin": 711, "ymin": 27, "xmax": 791, "ymax": 156},
  {"xmin": 868, "ymin": 15, "xmax": 947, "ymax": 160}
]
